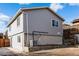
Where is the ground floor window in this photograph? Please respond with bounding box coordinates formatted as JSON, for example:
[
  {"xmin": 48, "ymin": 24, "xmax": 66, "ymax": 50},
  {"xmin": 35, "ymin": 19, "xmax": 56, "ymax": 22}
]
[{"xmin": 17, "ymin": 36, "xmax": 21, "ymax": 43}]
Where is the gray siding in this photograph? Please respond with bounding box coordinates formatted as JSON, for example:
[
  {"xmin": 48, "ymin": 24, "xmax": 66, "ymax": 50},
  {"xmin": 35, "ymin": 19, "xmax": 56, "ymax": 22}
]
[{"xmin": 24, "ymin": 9, "xmax": 63, "ymax": 36}]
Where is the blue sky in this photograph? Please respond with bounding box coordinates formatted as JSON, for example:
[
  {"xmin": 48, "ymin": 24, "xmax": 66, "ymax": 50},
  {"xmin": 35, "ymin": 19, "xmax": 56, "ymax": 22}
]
[{"xmin": 0, "ymin": 3, "xmax": 79, "ymax": 32}]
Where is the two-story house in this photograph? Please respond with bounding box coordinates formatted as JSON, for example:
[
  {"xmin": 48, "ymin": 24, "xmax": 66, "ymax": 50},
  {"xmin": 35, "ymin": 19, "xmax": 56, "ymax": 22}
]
[{"xmin": 7, "ymin": 7, "xmax": 64, "ymax": 52}]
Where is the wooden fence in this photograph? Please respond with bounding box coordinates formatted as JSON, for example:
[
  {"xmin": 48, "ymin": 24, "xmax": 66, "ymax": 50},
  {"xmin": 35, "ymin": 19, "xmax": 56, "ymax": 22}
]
[{"xmin": 0, "ymin": 39, "xmax": 10, "ymax": 47}]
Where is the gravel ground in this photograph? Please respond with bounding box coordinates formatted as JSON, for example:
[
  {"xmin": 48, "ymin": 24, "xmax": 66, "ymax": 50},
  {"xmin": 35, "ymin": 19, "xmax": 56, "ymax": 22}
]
[{"xmin": 1, "ymin": 47, "xmax": 79, "ymax": 56}]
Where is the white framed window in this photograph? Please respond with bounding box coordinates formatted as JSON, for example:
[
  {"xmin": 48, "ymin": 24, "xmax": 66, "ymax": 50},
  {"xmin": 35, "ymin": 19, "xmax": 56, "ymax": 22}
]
[
  {"xmin": 9, "ymin": 26, "xmax": 11, "ymax": 31},
  {"xmin": 52, "ymin": 20, "xmax": 58, "ymax": 27},
  {"xmin": 17, "ymin": 16, "xmax": 20, "ymax": 27},
  {"xmin": 17, "ymin": 36, "xmax": 21, "ymax": 43}
]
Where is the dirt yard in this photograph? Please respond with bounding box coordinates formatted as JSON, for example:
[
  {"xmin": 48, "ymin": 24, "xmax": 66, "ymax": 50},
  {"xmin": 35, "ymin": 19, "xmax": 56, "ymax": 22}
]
[
  {"xmin": 1, "ymin": 47, "xmax": 79, "ymax": 56},
  {"xmin": 0, "ymin": 47, "xmax": 18, "ymax": 56},
  {"xmin": 30, "ymin": 47, "xmax": 79, "ymax": 56}
]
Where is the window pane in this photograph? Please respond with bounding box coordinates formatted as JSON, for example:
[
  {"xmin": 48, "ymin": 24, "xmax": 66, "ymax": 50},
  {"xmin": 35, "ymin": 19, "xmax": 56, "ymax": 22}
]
[
  {"xmin": 17, "ymin": 36, "xmax": 21, "ymax": 42},
  {"xmin": 52, "ymin": 20, "xmax": 55, "ymax": 26},
  {"xmin": 56, "ymin": 21, "xmax": 58, "ymax": 27},
  {"xmin": 17, "ymin": 16, "xmax": 20, "ymax": 26}
]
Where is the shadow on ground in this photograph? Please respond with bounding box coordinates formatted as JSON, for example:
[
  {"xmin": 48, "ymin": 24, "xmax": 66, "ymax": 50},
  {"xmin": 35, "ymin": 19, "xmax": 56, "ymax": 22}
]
[{"xmin": 1, "ymin": 47, "xmax": 79, "ymax": 56}]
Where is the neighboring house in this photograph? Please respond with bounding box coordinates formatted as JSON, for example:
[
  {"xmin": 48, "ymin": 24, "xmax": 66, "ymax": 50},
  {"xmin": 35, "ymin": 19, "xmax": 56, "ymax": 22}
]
[
  {"xmin": 63, "ymin": 24, "xmax": 76, "ymax": 46},
  {"xmin": 63, "ymin": 19, "xmax": 79, "ymax": 46},
  {"xmin": 6, "ymin": 7, "xmax": 64, "ymax": 52},
  {"xmin": 63, "ymin": 24, "xmax": 70, "ymax": 30},
  {"xmin": 72, "ymin": 19, "xmax": 79, "ymax": 44}
]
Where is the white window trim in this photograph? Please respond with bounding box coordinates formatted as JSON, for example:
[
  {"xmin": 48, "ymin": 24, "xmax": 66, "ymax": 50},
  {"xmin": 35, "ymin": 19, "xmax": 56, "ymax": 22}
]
[
  {"xmin": 51, "ymin": 19, "xmax": 59, "ymax": 28},
  {"xmin": 17, "ymin": 16, "xmax": 20, "ymax": 27}
]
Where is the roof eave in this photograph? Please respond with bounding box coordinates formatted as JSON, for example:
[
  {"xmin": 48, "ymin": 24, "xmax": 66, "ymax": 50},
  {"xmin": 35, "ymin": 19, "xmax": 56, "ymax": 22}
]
[
  {"xmin": 7, "ymin": 8, "xmax": 23, "ymax": 27},
  {"xmin": 7, "ymin": 7, "xmax": 64, "ymax": 27},
  {"xmin": 47, "ymin": 8, "xmax": 64, "ymax": 21}
]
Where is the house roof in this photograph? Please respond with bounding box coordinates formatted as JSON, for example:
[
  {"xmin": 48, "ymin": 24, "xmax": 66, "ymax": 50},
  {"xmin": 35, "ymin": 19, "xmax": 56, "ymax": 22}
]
[
  {"xmin": 7, "ymin": 7, "xmax": 64, "ymax": 27},
  {"xmin": 63, "ymin": 23, "xmax": 70, "ymax": 26},
  {"xmin": 72, "ymin": 19, "xmax": 79, "ymax": 23}
]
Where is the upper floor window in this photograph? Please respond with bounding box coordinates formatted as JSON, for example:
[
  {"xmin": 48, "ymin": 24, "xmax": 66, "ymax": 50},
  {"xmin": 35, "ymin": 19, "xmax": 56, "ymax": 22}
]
[
  {"xmin": 17, "ymin": 16, "xmax": 20, "ymax": 27},
  {"xmin": 9, "ymin": 26, "xmax": 11, "ymax": 31},
  {"xmin": 52, "ymin": 20, "xmax": 58, "ymax": 27}
]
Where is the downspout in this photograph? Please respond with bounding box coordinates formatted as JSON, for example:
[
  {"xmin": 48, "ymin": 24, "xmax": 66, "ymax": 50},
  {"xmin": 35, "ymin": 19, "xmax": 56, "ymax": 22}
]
[{"xmin": 26, "ymin": 13, "xmax": 29, "ymax": 47}]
